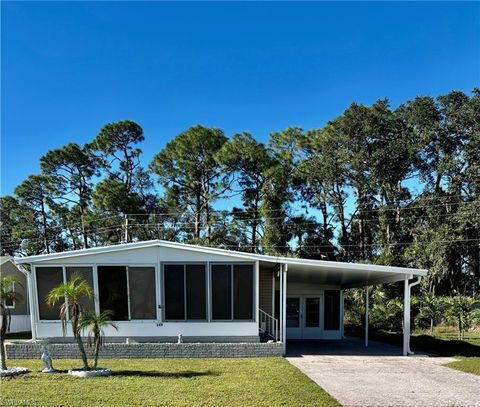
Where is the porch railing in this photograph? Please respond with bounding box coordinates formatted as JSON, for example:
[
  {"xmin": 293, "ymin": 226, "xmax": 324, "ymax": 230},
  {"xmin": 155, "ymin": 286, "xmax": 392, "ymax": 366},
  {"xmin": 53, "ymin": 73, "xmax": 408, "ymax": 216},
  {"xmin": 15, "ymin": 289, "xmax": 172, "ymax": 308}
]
[{"xmin": 259, "ymin": 309, "xmax": 279, "ymax": 342}]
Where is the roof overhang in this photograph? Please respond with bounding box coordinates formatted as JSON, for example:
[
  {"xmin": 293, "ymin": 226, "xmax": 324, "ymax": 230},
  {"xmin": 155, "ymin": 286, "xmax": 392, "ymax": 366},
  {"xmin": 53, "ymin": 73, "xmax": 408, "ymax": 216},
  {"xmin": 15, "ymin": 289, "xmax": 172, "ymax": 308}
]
[{"xmin": 14, "ymin": 239, "xmax": 427, "ymax": 289}]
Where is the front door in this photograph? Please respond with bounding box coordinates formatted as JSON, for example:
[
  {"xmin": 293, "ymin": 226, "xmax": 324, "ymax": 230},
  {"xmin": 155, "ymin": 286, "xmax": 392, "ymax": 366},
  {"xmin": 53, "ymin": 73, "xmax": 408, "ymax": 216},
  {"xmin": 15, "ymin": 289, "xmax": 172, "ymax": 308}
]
[
  {"xmin": 286, "ymin": 296, "xmax": 302, "ymax": 339},
  {"xmin": 286, "ymin": 295, "xmax": 323, "ymax": 339},
  {"xmin": 303, "ymin": 296, "xmax": 322, "ymax": 339}
]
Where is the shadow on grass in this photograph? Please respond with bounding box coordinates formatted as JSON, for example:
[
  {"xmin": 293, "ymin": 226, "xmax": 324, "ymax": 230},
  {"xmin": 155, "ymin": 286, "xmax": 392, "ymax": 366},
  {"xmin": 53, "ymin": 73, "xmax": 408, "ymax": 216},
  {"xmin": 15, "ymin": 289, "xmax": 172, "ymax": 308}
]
[
  {"xmin": 346, "ymin": 326, "xmax": 480, "ymax": 357},
  {"xmin": 411, "ymin": 335, "xmax": 480, "ymax": 357},
  {"xmin": 113, "ymin": 370, "xmax": 219, "ymax": 378}
]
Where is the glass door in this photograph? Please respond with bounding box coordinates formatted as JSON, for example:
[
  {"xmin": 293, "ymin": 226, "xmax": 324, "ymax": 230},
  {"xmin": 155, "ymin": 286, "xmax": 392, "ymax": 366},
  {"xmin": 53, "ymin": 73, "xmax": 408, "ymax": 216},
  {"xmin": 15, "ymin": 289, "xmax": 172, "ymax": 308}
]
[
  {"xmin": 302, "ymin": 296, "xmax": 323, "ymax": 339},
  {"xmin": 286, "ymin": 296, "xmax": 302, "ymax": 339}
]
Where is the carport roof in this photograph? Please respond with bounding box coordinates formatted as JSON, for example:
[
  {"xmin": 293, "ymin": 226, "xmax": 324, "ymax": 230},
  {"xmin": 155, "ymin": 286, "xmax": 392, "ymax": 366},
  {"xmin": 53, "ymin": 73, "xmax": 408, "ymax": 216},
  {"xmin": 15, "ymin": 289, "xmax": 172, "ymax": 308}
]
[{"xmin": 15, "ymin": 239, "xmax": 426, "ymax": 288}]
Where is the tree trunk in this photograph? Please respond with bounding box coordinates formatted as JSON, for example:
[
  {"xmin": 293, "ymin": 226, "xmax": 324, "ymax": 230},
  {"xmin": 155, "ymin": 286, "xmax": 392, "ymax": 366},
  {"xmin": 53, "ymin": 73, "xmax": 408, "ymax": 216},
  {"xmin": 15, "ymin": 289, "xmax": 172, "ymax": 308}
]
[
  {"xmin": 41, "ymin": 200, "xmax": 50, "ymax": 254},
  {"xmin": 0, "ymin": 335, "xmax": 7, "ymax": 370},
  {"xmin": 251, "ymin": 218, "xmax": 257, "ymax": 253},
  {"xmin": 430, "ymin": 319, "xmax": 434, "ymax": 334},
  {"xmin": 205, "ymin": 201, "xmax": 211, "ymax": 244},
  {"xmin": 356, "ymin": 187, "xmax": 365, "ymax": 260},
  {"xmin": 74, "ymin": 333, "xmax": 89, "ymax": 370},
  {"xmin": 80, "ymin": 208, "xmax": 88, "ymax": 249},
  {"xmin": 0, "ymin": 307, "xmax": 8, "ymax": 370},
  {"xmin": 94, "ymin": 338, "xmax": 100, "ymax": 369},
  {"xmin": 194, "ymin": 193, "xmax": 201, "ymax": 239}
]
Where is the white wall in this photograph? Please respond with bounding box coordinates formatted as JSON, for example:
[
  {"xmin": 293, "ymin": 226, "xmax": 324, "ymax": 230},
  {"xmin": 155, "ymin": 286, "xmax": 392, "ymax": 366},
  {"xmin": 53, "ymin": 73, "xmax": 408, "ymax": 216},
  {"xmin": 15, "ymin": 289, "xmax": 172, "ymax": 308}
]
[
  {"xmin": 29, "ymin": 245, "xmax": 259, "ymax": 340},
  {"xmin": 9, "ymin": 315, "xmax": 31, "ymax": 333},
  {"xmin": 35, "ymin": 321, "xmax": 258, "ymax": 339}
]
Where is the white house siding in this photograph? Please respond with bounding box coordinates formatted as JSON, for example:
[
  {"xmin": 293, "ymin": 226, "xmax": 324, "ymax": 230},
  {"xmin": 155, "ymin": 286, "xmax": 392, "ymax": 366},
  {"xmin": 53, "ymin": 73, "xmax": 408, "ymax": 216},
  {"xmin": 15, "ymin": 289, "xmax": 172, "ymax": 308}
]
[
  {"xmin": 259, "ymin": 268, "xmax": 273, "ymax": 315},
  {"xmin": 9, "ymin": 315, "xmax": 31, "ymax": 333},
  {"xmin": 1, "ymin": 258, "xmax": 31, "ymax": 333},
  {"xmin": 29, "ymin": 245, "xmax": 259, "ymax": 341}
]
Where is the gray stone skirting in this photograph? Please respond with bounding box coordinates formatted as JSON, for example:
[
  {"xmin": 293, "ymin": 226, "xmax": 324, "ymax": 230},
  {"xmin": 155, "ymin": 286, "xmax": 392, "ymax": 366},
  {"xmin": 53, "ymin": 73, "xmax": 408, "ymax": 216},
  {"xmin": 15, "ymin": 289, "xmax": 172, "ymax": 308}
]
[{"xmin": 7, "ymin": 342, "xmax": 283, "ymax": 359}]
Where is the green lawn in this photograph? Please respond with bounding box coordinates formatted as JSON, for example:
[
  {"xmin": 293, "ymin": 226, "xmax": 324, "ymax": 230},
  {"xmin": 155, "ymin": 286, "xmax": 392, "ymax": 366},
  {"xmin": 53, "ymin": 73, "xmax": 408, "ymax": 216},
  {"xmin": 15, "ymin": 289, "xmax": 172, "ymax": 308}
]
[
  {"xmin": 0, "ymin": 358, "xmax": 339, "ymax": 407},
  {"xmin": 444, "ymin": 357, "xmax": 480, "ymax": 376}
]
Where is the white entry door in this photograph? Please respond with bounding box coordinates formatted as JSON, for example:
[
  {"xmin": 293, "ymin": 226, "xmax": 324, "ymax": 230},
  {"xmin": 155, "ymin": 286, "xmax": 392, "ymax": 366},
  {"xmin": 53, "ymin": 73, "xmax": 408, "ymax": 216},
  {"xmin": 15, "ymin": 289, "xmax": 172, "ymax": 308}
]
[
  {"xmin": 302, "ymin": 296, "xmax": 322, "ymax": 339},
  {"xmin": 286, "ymin": 296, "xmax": 302, "ymax": 339},
  {"xmin": 286, "ymin": 295, "xmax": 323, "ymax": 339}
]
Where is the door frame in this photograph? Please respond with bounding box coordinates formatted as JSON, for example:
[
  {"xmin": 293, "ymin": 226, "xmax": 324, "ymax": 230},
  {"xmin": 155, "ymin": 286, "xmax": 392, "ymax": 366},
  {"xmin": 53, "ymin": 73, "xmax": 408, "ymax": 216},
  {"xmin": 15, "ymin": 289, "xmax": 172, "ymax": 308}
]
[{"xmin": 286, "ymin": 294, "xmax": 324, "ymax": 339}]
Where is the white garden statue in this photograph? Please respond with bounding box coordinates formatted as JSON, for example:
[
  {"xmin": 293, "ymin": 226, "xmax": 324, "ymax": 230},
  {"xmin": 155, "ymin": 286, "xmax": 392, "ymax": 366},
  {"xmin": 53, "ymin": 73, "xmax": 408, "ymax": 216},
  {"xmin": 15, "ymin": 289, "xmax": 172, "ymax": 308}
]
[{"xmin": 40, "ymin": 342, "xmax": 56, "ymax": 373}]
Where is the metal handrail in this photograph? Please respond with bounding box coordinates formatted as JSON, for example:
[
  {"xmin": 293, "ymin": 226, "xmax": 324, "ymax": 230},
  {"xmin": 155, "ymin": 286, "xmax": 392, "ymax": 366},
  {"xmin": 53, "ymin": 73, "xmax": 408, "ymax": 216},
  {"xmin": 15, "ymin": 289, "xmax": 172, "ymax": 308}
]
[{"xmin": 259, "ymin": 308, "xmax": 279, "ymax": 342}]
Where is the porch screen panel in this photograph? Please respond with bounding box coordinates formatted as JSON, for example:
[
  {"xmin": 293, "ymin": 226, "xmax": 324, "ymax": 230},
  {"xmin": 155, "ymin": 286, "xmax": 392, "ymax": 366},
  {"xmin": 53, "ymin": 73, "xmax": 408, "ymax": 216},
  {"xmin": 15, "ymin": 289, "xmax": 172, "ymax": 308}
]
[
  {"xmin": 186, "ymin": 264, "xmax": 206, "ymax": 320},
  {"xmin": 98, "ymin": 266, "xmax": 129, "ymax": 321},
  {"xmin": 324, "ymin": 290, "xmax": 340, "ymax": 330},
  {"xmin": 211, "ymin": 265, "xmax": 232, "ymax": 320},
  {"xmin": 164, "ymin": 264, "xmax": 185, "ymax": 320},
  {"xmin": 36, "ymin": 267, "xmax": 63, "ymax": 320},
  {"xmin": 129, "ymin": 267, "xmax": 156, "ymax": 319},
  {"xmin": 66, "ymin": 267, "xmax": 94, "ymax": 312},
  {"xmin": 233, "ymin": 264, "xmax": 253, "ymax": 320}
]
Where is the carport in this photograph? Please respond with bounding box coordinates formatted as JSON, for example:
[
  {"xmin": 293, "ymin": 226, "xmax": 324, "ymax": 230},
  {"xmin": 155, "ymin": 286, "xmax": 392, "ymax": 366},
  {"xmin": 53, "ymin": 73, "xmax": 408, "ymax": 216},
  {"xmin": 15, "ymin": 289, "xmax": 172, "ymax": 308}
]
[{"xmin": 270, "ymin": 258, "xmax": 427, "ymax": 356}]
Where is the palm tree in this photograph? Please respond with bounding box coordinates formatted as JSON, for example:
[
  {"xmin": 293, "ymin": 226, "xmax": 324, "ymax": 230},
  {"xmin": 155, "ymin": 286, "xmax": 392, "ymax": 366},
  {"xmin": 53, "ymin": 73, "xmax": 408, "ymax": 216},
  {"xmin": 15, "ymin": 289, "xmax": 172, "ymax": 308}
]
[
  {"xmin": 1, "ymin": 275, "xmax": 22, "ymax": 370},
  {"xmin": 370, "ymin": 299, "xmax": 403, "ymax": 332},
  {"xmin": 47, "ymin": 273, "xmax": 93, "ymax": 370},
  {"xmin": 79, "ymin": 310, "xmax": 118, "ymax": 369},
  {"xmin": 415, "ymin": 293, "xmax": 445, "ymax": 334},
  {"xmin": 445, "ymin": 296, "xmax": 480, "ymax": 340}
]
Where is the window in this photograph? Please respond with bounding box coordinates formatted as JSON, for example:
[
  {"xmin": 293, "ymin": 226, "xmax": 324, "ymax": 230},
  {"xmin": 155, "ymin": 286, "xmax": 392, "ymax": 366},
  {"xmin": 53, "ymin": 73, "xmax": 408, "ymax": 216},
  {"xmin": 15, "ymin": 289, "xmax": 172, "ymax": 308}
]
[
  {"xmin": 305, "ymin": 297, "xmax": 320, "ymax": 327},
  {"xmin": 36, "ymin": 267, "xmax": 63, "ymax": 320},
  {"xmin": 98, "ymin": 266, "xmax": 129, "ymax": 321},
  {"xmin": 128, "ymin": 267, "xmax": 156, "ymax": 319},
  {"xmin": 5, "ymin": 282, "xmax": 15, "ymax": 308},
  {"xmin": 211, "ymin": 265, "xmax": 231, "ymax": 320},
  {"xmin": 185, "ymin": 264, "xmax": 207, "ymax": 320},
  {"xmin": 163, "ymin": 264, "xmax": 206, "ymax": 321},
  {"xmin": 211, "ymin": 264, "xmax": 254, "ymax": 321},
  {"xmin": 66, "ymin": 267, "xmax": 94, "ymax": 312},
  {"xmin": 97, "ymin": 266, "xmax": 157, "ymax": 321},
  {"xmin": 324, "ymin": 290, "xmax": 340, "ymax": 330},
  {"xmin": 233, "ymin": 264, "xmax": 253, "ymax": 320}
]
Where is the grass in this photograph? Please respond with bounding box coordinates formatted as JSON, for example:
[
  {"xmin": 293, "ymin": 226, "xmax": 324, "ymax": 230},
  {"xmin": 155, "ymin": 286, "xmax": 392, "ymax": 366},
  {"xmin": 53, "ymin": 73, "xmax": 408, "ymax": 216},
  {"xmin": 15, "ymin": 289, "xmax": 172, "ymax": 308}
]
[
  {"xmin": 0, "ymin": 358, "xmax": 340, "ymax": 407},
  {"xmin": 444, "ymin": 357, "xmax": 480, "ymax": 375}
]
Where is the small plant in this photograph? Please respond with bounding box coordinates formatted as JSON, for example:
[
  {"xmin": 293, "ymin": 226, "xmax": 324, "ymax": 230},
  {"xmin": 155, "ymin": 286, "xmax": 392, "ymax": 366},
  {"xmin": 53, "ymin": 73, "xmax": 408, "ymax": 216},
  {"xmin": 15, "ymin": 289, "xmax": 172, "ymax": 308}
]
[
  {"xmin": 415, "ymin": 293, "xmax": 445, "ymax": 334},
  {"xmin": 0, "ymin": 275, "xmax": 22, "ymax": 370},
  {"xmin": 444, "ymin": 296, "xmax": 480, "ymax": 340},
  {"xmin": 370, "ymin": 299, "xmax": 403, "ymax": 332},
  {"xmin": 79, "ymin": 310, "xmax": 118, "ymax": 369},
  {"xmin": 47, "ymin": 272, "xmax": 93, "ymax": 370}
]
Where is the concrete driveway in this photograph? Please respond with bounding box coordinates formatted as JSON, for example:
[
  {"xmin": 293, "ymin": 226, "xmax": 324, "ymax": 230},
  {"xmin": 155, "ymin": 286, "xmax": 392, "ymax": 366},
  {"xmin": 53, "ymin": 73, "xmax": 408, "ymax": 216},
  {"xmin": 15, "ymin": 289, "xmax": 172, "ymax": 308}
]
[{"xmin": 287, "ymin": 337, "xmax": 480, "ymax": 407}]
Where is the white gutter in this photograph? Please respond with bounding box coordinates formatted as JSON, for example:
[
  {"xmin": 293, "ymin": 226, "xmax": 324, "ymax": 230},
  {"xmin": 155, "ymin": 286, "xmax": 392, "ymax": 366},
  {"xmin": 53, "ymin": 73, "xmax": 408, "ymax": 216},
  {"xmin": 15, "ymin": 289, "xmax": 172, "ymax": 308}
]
[
  {"xmin": 403, "ymin": 276, "xmax": 422, "ymax": 356},
  {"xmin": 16, "ymin": 263, "xmax": 37, "ymax": 341}
]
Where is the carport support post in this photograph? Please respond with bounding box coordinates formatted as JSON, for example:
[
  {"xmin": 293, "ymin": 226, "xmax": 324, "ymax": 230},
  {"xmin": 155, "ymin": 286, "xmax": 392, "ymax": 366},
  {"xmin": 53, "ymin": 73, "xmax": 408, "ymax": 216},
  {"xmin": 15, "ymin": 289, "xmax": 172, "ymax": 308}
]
[
  {"xmin": 403, "ymin": 277, "xmax": 410, "ymax": 356},
  {"xmin": 282, "ymin": 264, "xmax": 288, "ymax": 356},
  {"xmin": 365, "ymin": 286, "xmax": 369, "ymax": 347}
]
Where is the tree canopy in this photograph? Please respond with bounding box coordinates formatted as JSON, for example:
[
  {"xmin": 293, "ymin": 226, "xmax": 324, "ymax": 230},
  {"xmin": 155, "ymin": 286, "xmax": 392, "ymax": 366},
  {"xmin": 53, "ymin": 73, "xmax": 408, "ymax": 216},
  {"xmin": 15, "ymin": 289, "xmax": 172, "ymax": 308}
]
[{"xmin": 1, "ymin": 89, "xmax": 479, "ymax": 297}]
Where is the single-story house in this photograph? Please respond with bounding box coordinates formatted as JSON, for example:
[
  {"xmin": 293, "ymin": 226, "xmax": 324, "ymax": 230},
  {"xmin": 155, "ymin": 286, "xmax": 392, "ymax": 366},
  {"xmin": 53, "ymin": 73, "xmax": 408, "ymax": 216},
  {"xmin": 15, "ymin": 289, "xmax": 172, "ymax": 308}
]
[
  {"xmin": 14, "ymin": 240, "xmax": 427, "ymax": 355},
  {"xmin": 1, "ymin": 255, "xmax": 31, "ymax": 333}
]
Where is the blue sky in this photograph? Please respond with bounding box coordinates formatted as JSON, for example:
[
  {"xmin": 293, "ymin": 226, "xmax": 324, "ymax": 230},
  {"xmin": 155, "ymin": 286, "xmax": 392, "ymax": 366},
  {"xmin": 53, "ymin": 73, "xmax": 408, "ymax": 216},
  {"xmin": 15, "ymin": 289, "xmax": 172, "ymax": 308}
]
[{"xmin": 1, "ymin": 1, "xmax": 479, "ymax": 197}]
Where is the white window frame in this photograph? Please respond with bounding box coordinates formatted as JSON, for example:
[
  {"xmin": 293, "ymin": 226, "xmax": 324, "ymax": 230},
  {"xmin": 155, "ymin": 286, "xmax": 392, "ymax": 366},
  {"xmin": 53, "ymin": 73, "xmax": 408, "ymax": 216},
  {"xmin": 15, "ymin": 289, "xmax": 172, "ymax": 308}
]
[
  {"xmin": 210, "ymin": 262, "xmax": 256, "ymax": 322},
  {"xmin": 161, "ymin": 262, "xmax": 208, "ymax": 322},
  {"xmin": 5, "ymin": 281, "xmax": 15, "ymax": 309},
  {"xmin": 96, "ymin": 263, "xmax": 158, "ymax": 323},
  {"xmin": 33, "ymin": 263, "xmax": 158, "ymax": 323}
]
